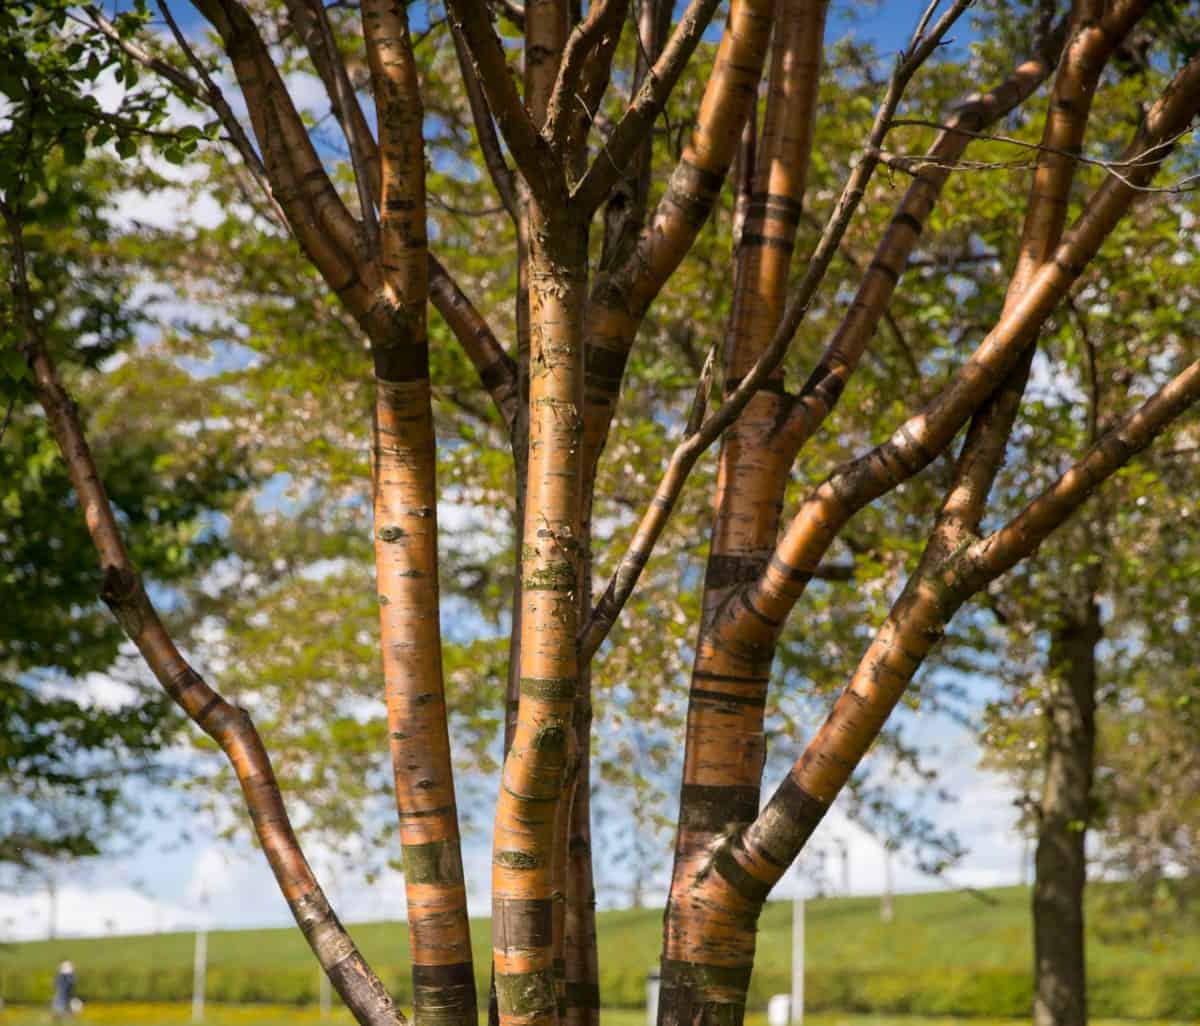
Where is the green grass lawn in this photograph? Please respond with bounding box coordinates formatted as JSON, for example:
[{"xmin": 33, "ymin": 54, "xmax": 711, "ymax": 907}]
[
  {"xmin": 3, "ymin": 884, "xmax": 1195, "ymax": 978},
  {"xmin": 2, "ymin": 884, "xmax": 1197, "ymax": 1018},
  {"xmin": 0, "ymin": 1007, "xmax": 1195, "ymax": 1026}
]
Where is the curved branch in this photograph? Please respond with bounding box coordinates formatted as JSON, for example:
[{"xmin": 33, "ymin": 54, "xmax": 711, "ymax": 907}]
[
  {"xmin": 716, "ymin": 356, "xmax": 1200, "ymax": 910},
  {"xmin": 3, "ymin": 203, "xmax": 403, "ymax": 1026},
  {"xmin": 448, "ymin": 18, "xmax": 519, "ymax": 220},
  {"xmin": 429, "ymin": 253, "xmax": 520, "ymax": 430},
  {"xmin": 705, "ymin": 47, "xmax": 1200, "ymax": 666},
  {"xmin": 582, "ymin": 0, "xmax": 973, "ymax": 659},
  {"xmin": 544, "ymin": 0, "xmax": 629, "ymax": 155}
]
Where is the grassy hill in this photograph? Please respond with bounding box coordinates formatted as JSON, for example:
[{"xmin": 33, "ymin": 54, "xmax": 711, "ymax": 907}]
[{"xmin": 2, "ymin": 885, "xmax": 1198, "ymax": 1018}]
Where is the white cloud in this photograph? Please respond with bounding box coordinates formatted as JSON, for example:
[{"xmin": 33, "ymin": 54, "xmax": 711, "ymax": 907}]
[
  {"xmin": 1, "ymin": 883, "xmax": 188, "ymax": 942},
  {"xmin": 110, "ymin": 183, "xmax": 225, "ymax": 233},
  {"xmin": 186, "ymin": 846, "xmax": 242, "ymax": 905}
]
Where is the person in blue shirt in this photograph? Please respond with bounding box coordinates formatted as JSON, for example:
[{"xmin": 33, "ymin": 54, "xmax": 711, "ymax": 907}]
[{"xmin": 51, "ymin": 960, "xmax": 75, "ymax": 1021}]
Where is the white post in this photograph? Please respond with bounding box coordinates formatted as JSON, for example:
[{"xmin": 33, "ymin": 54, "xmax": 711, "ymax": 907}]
[
  {"xmin": 46, "ymin": 875, "xmax": 57, "ymax": 941},
  {"xmin": 646, "ymin": 971, "xmax": 660, "ymax": 1026},
  {"xmin": 320, "ymin": 966, "xmax": 332, "ymax": 1019},
  {"xmin": 790, "ymin": 894, "xmax": 804, "ymax": 1026},
  {"xmin": 881, "ymin": 844, "xmax": 894, "ymax": 924},
  {"xmin": 192, "ymin": 926, "xmax": 207, "ymax": 1022}
]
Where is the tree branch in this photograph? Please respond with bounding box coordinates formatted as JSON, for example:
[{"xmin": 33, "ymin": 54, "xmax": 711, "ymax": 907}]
[
  {"xmin": 543, "ymin": 0, "xmax": 628, "ymax": 156},
  {"xmin": 191, "ymin": 0, "xmax": 372, "ymax": 321},
  {"xmin": 448, "ymin": 18, "xmax": 519, "ymax": 220},
  {"xmin": 83, "ymin": 4, "xmax": 290, "ymax": 228},
  {"xmin": 772, "ymin": 14, "xmax": 1071, "ymax": 441},
  {"xmin": 581, "ymin": 0, "xmax": 973, "ymax": 659},
  {"xmin": 102, "ymin": 0, "xmax": 514, "ymax": 429},
  {"xmin": 311, "ymin": 0, "xmax": 380, "ymax": 250},
  {"xmin": 679, "ymin": 355, "xmax": 1199, "ymax": 923},
  {"xmin": 580, "ymin": 0, "xmax": 777, "ymax": 505},
  {"xmin": 443, "ymin": 0, "xmax": 562, "ymax": 205},
  {"xmin": 572, "ymin": 0, "xmax": 722, "ymax": 212},
  {"xmin": 971, "ymin": 360, "xmax": 1200, "ymax": 581},
  {"xmin": 705, "ymin": 46, "xmax": 1200, "ymax": 675},
  {"xmin": 429, "ymin": 253, "xmax": 520, "ymax": 431},
  {"xmin": 2, "ymin": 201, "xmax": 404, "ymax": 1026}
]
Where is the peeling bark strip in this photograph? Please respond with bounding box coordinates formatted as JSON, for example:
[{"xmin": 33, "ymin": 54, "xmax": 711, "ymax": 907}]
[
  {"xmin": 493, "ymin": 209, "xmax": 587, "ymax": 1026},
  {"xmin": 7, "ymin": 217, "xmax": 403, "ymax": 1026}
]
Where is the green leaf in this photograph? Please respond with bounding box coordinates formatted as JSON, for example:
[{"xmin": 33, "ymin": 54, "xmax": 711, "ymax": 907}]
[{"xmin": 0, "ymin": 346, "xmax": 29, "ymax": 382}]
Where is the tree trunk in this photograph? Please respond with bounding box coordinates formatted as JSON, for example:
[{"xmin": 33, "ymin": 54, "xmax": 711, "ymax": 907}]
[{"xmin": 1033, "ymin": 590, "xmax": 1101, "ymax": 1026}]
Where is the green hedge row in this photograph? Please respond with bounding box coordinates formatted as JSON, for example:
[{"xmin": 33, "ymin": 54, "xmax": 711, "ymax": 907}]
[{"xmin": 3, "ymin": 966, "xmax": 1198, "ymax": 1019}]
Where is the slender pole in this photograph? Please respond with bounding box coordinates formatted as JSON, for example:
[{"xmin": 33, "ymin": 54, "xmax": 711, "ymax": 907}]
[
  {"xmin": 320, "ymin": 964, "xmax": 332, "ymax": 1019},
  {"xmin": 881, "ymin": 845, "xmax": 895, "ymax": 924},
  {"xmin": 790, "ymin": 891, "xmax": 804, "ymax": 1026},
  {"xmin": 791, "ymin": 856, "xmax": 806, "ymax": 1026},
  {"xmin": 46, "ymin": 874, "xmax": 57, "ymax": 942},
  {"xmin": 646, "ymin": 970, "xmax": 661, "ymax": 1026},
  {"xmin": 192, "ymin": 889, "xmax": 208, "ymax": 1024}
]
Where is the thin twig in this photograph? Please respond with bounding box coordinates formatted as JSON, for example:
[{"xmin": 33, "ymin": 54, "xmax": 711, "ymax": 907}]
[{"xmin": 883, "ymin": 119, "xmax": 1199, "ymax": 192}]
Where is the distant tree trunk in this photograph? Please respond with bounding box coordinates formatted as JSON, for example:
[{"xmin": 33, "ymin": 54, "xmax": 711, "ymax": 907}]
[{"xmin": 1033, "ymin": 588, "xmax": 1101, "ymax": 1026}]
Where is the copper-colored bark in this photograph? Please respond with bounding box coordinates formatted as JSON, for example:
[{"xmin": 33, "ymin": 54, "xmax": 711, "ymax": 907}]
[
  {"xmin": 35, "ymin": 10, "xmax": 1200, "ymax": 1026},
  {"xmin": 581, "ymin": 0, "xmax": 778, "ymax": 487},
  {"xmin": 491, "ymin": 205, "xmax": 588, "ymax": 1026},
  {"xmin": 659, "ymin": 8, "xmax": 828, "ymax": 1024},
  {"xmin": 361, "ymin": 5, "xmax": 477, "ymax": 1023},
  {"xmin": 6, "ymin": 210, "xmax": 403, "ymax": 1026},
  {"xmin": 670, "ymin": 45, "xmax": 1200, "ymax": 958}
]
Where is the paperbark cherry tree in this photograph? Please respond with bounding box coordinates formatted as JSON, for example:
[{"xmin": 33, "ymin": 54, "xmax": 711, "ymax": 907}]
[{"xmin": 6, "ymin": 3, "xmax": 1200, "ymax": 1026}]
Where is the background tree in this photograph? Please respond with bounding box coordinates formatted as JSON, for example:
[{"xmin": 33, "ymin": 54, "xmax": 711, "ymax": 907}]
[
  {"xmin": 0, "ymin": 22, "xmax": 248, "ymax": 879},
  {"xmin": 958, "ymin": 8, "xmax": 1200, "ymax": 1019}
]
